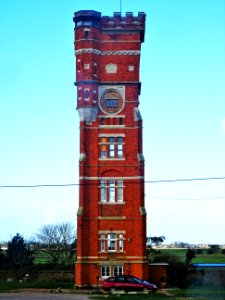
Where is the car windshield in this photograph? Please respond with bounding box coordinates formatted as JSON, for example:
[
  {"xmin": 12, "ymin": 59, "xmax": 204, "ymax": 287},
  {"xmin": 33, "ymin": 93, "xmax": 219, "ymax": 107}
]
[{"xmin": 132, "ymin": 277, "xmax": 143, "ymax": 283}]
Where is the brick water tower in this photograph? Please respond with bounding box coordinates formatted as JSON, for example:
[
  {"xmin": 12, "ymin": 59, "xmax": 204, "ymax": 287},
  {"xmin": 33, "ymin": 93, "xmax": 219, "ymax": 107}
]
[{"xmin": 73, "ymin": 10, "xmax": 147, "ymax": 287}]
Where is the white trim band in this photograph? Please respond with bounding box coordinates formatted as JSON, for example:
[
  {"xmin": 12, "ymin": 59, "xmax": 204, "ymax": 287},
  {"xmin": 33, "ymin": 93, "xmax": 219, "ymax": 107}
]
[{"xmin": 75, "ymin": 48, "xmax": 140, "ymax": 56}]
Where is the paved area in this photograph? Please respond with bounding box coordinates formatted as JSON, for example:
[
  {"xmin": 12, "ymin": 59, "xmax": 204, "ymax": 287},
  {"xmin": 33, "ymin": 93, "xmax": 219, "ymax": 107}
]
[{"xmin": 0, "ymin": 293, "xmax": 90, "ymax": 300}]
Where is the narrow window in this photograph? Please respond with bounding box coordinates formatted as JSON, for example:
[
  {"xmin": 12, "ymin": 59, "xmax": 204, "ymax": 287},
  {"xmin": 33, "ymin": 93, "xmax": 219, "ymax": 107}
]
[
  {"xmin": 100, "ymin": 234, "xmax": 105, "ymax": 251},
  {"xmin": 117, "ymin": 179, "xmax": 123, "ymax": 202},
  {"xmin": 119, "ymin": 234, "xmax": 123, "ymax": 251},
  {"xmin": 77, "ymin": 59, "xmax": 81, "ymax": 72},
  {"xmin": 93, "ymin": 63, "xmax": 97, "ymax": 76},
  {"xmin": 108, "ymin": 233, "xmax": 117, "ymax": 251},
  {"xmin": 100, "ymin": 118, "xmax": 105, "ymax": 125},
  {"xmin": 84, "ymin": 89, "xmax": 89, "ymax": 101},
  {"xmin": 117, "ymin": 137, "xmax": 123, "ymax": 158},
  {"xmin": 109, "ymin": 179, "xmax": 115, "ymax": 202},
  {"xmin": 101, "ymin": 180, "xmax": 107, "ymax": 202},
  {"xmin": 100, "ymin": 137, "xmax": 107, "ymax": 158},
  {"xmin": 84, "ymin": 29, "xmax": 90, "ymax": 39},
  {"xmin": 119, "ymin": 117, "xmax": 123, "ymax": 125},
  {"xmin": 109, "ymin": 137, "xmax": 115, "ymax": 158},
  {"xmin": 93, "ymin": 90, "xmax": 97, "ymax": 102}
]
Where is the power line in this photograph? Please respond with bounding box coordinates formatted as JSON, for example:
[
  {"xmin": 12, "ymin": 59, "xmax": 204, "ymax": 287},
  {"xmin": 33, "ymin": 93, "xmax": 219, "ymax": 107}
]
[
  {"xmin": 0, "ymin": 176, "xmax": 225, "ymax": 188},
  {"xmin": 148, "ymin": 196, "xmax": 225, "ymax": 201},
  {"xmin": 0, "ymin": 184, "xmax": 77, "ymax": 188},
  {"xmin": 146, "ymin": 176, "xmax": 225, "ymax": 183}
]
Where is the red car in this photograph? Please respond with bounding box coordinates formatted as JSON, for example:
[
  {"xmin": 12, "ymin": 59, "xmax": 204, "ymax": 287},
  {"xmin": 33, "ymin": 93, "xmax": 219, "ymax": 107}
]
[{"xmin": 103, "ymin": 275, "xmax": 158, "ymax": 294}]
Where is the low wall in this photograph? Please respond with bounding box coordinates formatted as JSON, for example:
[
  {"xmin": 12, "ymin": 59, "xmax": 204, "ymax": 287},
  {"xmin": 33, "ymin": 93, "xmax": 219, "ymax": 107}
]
[{"xmin": 148, "ymin": 263, "xmax": 168, "ymax": 287}]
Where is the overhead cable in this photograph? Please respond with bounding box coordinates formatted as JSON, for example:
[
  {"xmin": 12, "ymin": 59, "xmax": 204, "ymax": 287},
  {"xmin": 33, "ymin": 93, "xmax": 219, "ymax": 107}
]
[{"xmin": 0, "ymin": 176, "xmax": 225, "ymax": 188}]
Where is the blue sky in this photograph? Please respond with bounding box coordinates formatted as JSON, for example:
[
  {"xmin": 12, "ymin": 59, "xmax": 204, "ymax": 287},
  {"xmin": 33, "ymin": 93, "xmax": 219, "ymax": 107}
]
[{"xmin": 0, "ymin": 0, "xmax": 224, "ymax": 244}]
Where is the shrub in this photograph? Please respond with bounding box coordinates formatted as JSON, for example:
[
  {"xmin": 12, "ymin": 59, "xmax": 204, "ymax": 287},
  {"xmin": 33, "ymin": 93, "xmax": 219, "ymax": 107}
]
[{"xmin": 196, "ymin": 249, "xmax": 203, "ymax": 254}]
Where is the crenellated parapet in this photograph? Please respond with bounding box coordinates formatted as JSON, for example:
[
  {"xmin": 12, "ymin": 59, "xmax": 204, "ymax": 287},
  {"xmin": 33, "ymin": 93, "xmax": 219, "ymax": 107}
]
[
  {"xmin": 102, "ymin": 12, "xmax": 146, "ymax": 42},
  {"xmin": 74, "ymin": 10, "xmax": 146, "ymax": 42}
]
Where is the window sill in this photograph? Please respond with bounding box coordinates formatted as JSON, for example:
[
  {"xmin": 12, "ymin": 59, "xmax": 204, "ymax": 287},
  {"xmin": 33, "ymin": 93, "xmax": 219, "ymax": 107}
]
[
  {"xmin": 99, "ymin": 125, "xmax": 125, "ymax": 128},
  {"xmin": 99, "ymin": 158, "xmax": 125, "ymax": 161},
  {"xmin": 99, "ymin": 202, "xmax": 125, "ymax": 205}
]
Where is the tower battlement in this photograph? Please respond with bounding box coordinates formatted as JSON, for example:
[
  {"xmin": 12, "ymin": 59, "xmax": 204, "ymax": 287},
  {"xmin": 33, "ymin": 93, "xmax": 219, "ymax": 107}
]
[
  {"xmin": 102, "ymin": 11, "xmax": 145, "ymax": 26},
  {"xmin": 74, "ymin": 10, "xmax": 145, "ymax": 41},
  {"xmin": 102, "ymin": 12, "xmax": 146, "ymax": 42}
]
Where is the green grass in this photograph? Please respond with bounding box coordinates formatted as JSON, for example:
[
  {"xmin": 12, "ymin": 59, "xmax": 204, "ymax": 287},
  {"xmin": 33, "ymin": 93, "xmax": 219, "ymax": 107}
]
[
  {"xmin": 174, "ymin": 287, "xmax": 225, "ymax": 295},
  {"xmin": 159, "ymin": 249, "xmax": 187, "ymax": 263},
  {"xmin": 158, "ymin": 248, "xmax": 225, "ymax": 264},
  {"xmin": 33, "ymin": 250, "xmax": 53, "ymax": 264},
  {"xmin": 193, "ymin": 253, "xmax": 225, "ymax": 263},
  {"xmin": 33, "ymin": 249, "xmax": 75, "ymax": 264}
]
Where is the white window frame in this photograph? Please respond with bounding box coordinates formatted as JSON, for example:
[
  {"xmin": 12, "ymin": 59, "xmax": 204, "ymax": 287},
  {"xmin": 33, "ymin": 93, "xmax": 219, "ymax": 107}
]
[
  {"xmin": 107, "ymin": 233, "xmax": 117, "ymax": 251},
  {"xmin": 109, "ymin": 179, "xmax": 115, "ymax": 202},
  {"xmin": 100, "ymin": 265, "xmax": 110, "ymax": 278},
  {"xmin": 113, "ymin": 265, "xmax": 123, "ymax": 276},
  {"xmin": 100, "ymin": 179, "xmax": 124, "ymax": 203},
  {"xmin": 100, "ymin": 265, "xmax": 123, "ymax": 278},
  {"xmin": 109, "ymin": 137, "xmax": 115, "ymax": 158},
  {"xmin": 119, "ymin": 234, "xmax": 124, "ymax": 251},
  {"xmin": 99, "ymin": 233, "xmax": 124, "ymax": 253},
  {"xmin": 100, "ymin": 234, "xmax": 105, "ymax": 252},
  {"xmin": 100, "ymin": 180, "xmax": 107, "ymax": 202},
  {"xmin": 99, "ymin": 136, "xmax": 124, "ymax": 159},
  {"xmin": 117, "ymin": 137, "xmax": 123, "ymax": 158}
]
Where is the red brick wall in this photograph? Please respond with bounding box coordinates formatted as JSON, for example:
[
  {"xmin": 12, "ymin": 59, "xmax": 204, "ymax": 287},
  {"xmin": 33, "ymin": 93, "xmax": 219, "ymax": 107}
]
[{"xmin": 74, "ymin": 10, "xmax": 147, "ymax": 287}]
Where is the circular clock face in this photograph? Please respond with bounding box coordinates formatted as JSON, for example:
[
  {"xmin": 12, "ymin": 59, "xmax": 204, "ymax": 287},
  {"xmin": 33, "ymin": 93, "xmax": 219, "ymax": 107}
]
[{"xmin": 99, "ymin": 90, "xmax": 124, "ymax": 115}]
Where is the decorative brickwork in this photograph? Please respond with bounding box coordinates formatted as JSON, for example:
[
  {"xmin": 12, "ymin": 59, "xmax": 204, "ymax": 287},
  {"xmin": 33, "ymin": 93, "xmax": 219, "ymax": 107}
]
[{"xmin": 73, "ymin": 10, "xmax": 148, "ymax": 287}]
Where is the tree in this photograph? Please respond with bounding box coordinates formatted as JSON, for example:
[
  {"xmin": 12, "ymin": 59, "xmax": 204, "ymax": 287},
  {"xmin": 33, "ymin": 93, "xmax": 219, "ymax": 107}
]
[
  {"xmin": 146, "ymin": 236, "xmax": 165, "ymax": 259},
  {"xmin": 147, "ymin": 236, "xmax": 165, "ymax": 247},
  {"xmin": 185, "ymin": 248, "xmax": 195, "ymax": 266},
  {"xmin": 35, "ymin": 222, "xmax": 76, "ymax": 266},
  {"xmin": 0, "ymin": 248, "xmax": 6, "ymax": 265},
  {"xmin": 6, "ymin": 233, "xmax": 34, "ymax": 278}
]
